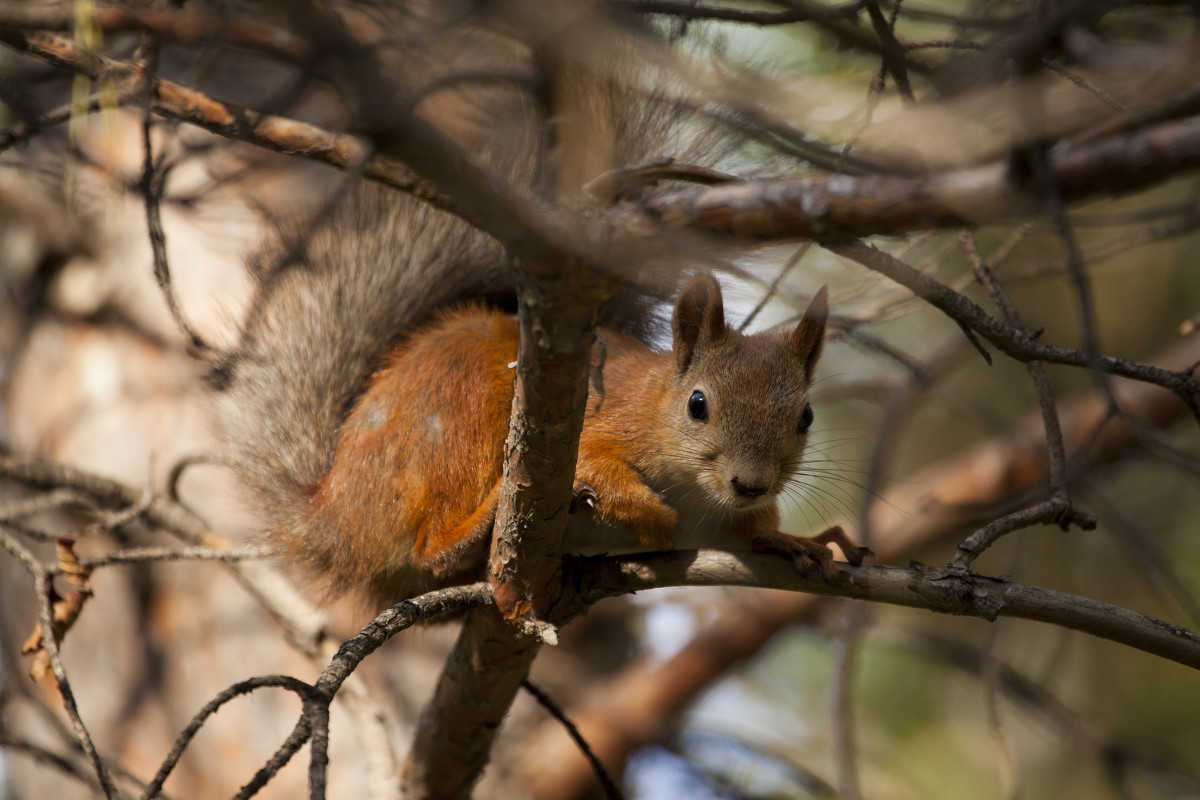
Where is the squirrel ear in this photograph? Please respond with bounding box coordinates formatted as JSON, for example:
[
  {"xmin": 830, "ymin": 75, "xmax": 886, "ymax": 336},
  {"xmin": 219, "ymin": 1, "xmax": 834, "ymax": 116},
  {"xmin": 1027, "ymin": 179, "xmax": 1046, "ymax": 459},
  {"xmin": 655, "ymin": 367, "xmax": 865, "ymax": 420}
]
[
  {"xmin": 672, "ymin": 275, "xmax": 728, "ymax": 373},
  {"xmin": 791, "ymin": 285, "xmax": 829, "ymax": 378}
]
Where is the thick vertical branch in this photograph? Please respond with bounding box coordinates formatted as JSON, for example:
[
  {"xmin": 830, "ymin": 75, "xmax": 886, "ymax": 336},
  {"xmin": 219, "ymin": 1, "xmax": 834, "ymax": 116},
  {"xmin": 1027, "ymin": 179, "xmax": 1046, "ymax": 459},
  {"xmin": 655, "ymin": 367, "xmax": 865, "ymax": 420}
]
[
  {"xmin": 400, "ymin": 268, "xmax": 606, "ymax": 799},
  {"xmin": 489, "ymin": 269, "xmax": 601, "ymax": 623},
  {"xmin": 398, "ymin": 608, "xmax": 540, "ymax": 800}
]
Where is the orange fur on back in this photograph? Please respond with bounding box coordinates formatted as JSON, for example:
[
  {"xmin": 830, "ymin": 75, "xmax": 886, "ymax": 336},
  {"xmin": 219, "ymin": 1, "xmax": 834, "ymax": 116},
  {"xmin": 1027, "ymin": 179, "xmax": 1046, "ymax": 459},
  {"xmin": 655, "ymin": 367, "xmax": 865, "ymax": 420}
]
[{"xmin": 307, "ymin": 306, "xmax": 518, "ymax": 602}]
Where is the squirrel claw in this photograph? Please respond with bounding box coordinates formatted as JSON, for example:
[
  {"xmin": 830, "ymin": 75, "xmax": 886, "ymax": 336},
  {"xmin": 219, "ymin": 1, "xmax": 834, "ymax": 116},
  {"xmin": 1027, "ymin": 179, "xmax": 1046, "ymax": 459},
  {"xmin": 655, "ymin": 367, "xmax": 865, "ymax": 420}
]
[
  {"xmin": 849, "ymin": 546, "xmax": 874, "ymax": 567},
  {"xmin": 570, "ymin": 480, "xmax": 598, "ymax": 516}
]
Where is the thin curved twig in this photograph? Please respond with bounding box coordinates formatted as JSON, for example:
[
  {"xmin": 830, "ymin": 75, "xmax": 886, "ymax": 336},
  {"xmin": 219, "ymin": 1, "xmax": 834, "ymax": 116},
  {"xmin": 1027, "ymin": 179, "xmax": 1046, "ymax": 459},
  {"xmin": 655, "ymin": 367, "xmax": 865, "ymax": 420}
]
[
  {"xmin": 137, "ymin": 43, "xmax": 211, "ymax": 354},
  {"xmin": 522, "ymin": 680, "xmax": 625, "ymax": 800}
]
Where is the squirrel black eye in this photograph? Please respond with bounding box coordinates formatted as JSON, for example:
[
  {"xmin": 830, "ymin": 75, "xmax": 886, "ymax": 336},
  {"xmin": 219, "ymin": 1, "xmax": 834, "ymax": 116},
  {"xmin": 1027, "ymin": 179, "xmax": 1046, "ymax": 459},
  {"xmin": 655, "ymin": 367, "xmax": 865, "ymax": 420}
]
[
  {"xmin": 687, "ymin": 390, "xmax": 709, "ymax": 422},
  {"xmin": 797, "ymin": 403, "xmax": 814, "ymax": 434}
]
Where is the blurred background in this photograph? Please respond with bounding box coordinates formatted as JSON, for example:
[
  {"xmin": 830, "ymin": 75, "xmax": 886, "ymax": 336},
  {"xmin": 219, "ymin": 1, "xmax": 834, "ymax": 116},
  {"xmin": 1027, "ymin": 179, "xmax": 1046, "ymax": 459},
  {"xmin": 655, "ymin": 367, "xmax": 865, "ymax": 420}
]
[{"xmin": 2, "ymin": 1, "xmax": 1200, "ymax": 799}]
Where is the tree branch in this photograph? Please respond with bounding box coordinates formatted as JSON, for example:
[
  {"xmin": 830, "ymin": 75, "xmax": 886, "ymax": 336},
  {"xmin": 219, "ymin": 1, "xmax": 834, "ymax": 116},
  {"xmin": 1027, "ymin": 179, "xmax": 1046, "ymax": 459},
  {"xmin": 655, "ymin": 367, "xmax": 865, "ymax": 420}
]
[
  {"xmin": 563, "ymin": 550, "xmax": 1200, "ymax": 671},
  {"xmin": 822, "ymin": 239, "xmax": 1200, "ymax": 399},
  {"xmin": 2, "ymin": 531, "xmax": 118, "ymax": 798},
  {"xmin": 0, "ymin": 454, "xmax": 399, "ymax": 799},
  {"xmin": 0, "ymin": 4, "xmax": 307, "ymax": 61},
  {"xmin": 639, "ymin": 116, "xmax": 1200, "ymax": 239},
  {"xmin": 615, "ymin": 0, "xmax": 936, "ymax": 74},
  {"xmin": 0, "ymin": 28, "xmax": 459, "ymax": 214},
  {"xmin": 258, "ymin": 6, "xmax": 616, "ymax": 798}
]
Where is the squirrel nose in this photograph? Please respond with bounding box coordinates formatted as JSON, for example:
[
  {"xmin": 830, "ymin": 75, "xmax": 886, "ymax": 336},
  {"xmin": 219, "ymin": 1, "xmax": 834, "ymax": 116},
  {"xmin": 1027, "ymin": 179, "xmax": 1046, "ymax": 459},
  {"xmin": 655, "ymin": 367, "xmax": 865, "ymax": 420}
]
[{"xmin": 730, "ymin": 476, "xmax": 769, "ymax": 498}]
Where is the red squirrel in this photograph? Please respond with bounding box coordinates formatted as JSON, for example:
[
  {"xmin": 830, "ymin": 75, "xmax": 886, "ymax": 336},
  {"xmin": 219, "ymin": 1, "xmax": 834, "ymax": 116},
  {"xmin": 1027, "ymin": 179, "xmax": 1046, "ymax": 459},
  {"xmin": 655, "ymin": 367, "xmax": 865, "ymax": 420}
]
[
  {"xmin": 224, "ymin": 264, "xmax": 858, "ymax": 608},
  {"xmin": 216, "ymin": 25, "xmax": 860, "ymax": 610},
  {"xmin": 303, "ymin": 275, "xmax": 857, "ymax": 606}
]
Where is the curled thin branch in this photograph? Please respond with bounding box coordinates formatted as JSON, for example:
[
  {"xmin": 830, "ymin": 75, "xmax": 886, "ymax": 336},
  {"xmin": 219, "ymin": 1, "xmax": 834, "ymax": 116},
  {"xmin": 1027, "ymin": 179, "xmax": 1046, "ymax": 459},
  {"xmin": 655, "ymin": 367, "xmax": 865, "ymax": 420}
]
[
  {"xmin": 950, "ymin": 500, "xmax": 1097, "ymax": 571},
  {"xmin": 282, "ymin": 584, "xmax": 492, "ymax": 800},
  {"xmin": 141, "ymin": 676, "xmax": 315, "ymax": 800}
]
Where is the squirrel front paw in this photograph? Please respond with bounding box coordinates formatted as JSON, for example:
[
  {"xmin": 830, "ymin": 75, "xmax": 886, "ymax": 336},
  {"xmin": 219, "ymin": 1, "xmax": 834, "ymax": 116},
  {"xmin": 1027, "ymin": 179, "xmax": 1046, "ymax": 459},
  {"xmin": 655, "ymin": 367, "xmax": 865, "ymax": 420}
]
[
  {"xmin": 572, "ymin": 476, "xmax": 678, "ymax": 550},
  {"xmin": 753, "ymin": 526, "xmax": 866, "ymax": 581}
]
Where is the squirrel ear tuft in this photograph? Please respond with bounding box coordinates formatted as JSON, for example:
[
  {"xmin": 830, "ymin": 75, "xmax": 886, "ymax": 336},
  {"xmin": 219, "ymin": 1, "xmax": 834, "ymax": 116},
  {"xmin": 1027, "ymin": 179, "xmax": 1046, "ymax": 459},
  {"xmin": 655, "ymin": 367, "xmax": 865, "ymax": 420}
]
[
  {"xmin": 791, "ymin": 285, "xmax": 829, "ymax": 378},
  {"xmin": 672, "ymin": 275, "xmax": 728, "ymax": 373}
]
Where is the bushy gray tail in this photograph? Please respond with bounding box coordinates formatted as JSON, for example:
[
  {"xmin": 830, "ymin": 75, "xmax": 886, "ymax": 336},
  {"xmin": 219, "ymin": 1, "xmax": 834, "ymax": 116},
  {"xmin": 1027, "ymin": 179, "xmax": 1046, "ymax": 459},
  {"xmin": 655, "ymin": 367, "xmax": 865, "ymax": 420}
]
[{"xmin": 218, "ymin": 184, "xmax": 513, "ymax": 529}]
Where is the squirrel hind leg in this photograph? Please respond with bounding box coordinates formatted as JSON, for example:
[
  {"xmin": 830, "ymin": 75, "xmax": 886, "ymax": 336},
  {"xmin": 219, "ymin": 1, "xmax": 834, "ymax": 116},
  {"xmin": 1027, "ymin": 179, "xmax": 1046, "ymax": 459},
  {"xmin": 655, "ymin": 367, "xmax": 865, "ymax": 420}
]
[{"xmin": 410, "ymin": 479, "xmax": 502, "ymax": 579}]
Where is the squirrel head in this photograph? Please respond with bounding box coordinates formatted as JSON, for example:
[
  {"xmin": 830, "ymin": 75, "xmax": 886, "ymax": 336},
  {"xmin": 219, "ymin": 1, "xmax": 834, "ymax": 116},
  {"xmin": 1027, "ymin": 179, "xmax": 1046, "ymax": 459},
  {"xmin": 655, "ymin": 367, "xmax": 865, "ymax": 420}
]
[{"xmin": 667, "ymin": 274, "xmax": 828, "ymax": 513}]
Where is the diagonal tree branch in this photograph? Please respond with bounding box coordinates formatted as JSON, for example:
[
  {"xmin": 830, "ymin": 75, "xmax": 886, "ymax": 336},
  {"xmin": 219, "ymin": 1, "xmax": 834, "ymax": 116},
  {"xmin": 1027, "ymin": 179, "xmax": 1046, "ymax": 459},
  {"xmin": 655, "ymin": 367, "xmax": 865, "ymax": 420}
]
[
  {"xmin": 950, "ymin": 229, "xmax": 1095, "ymax": 568},
  {"xmin": 2, "ymin": 531, "xmax": 119, "ymax": 799},
  {"xmin": 0, "ymin": 28, "xmax": 459, "ymax": 214},
  {"xmin": 0, "ymin": 4, "xmax": 307, "ymax": 61},
  {"xmin": 638, "ymin": 116, "xmax": 1200, "ymax": 239},
  {"xmin": 822, "ymin": 239, "xmax": 1200, "ymax": 400}
]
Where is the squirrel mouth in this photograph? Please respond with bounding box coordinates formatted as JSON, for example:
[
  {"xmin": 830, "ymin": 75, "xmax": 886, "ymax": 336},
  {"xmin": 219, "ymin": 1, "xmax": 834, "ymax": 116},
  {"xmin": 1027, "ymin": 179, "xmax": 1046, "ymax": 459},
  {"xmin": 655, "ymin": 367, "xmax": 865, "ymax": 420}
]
[{"xmin": 726, "ymin": 491, "xmax": 776, "ymax": 512}]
